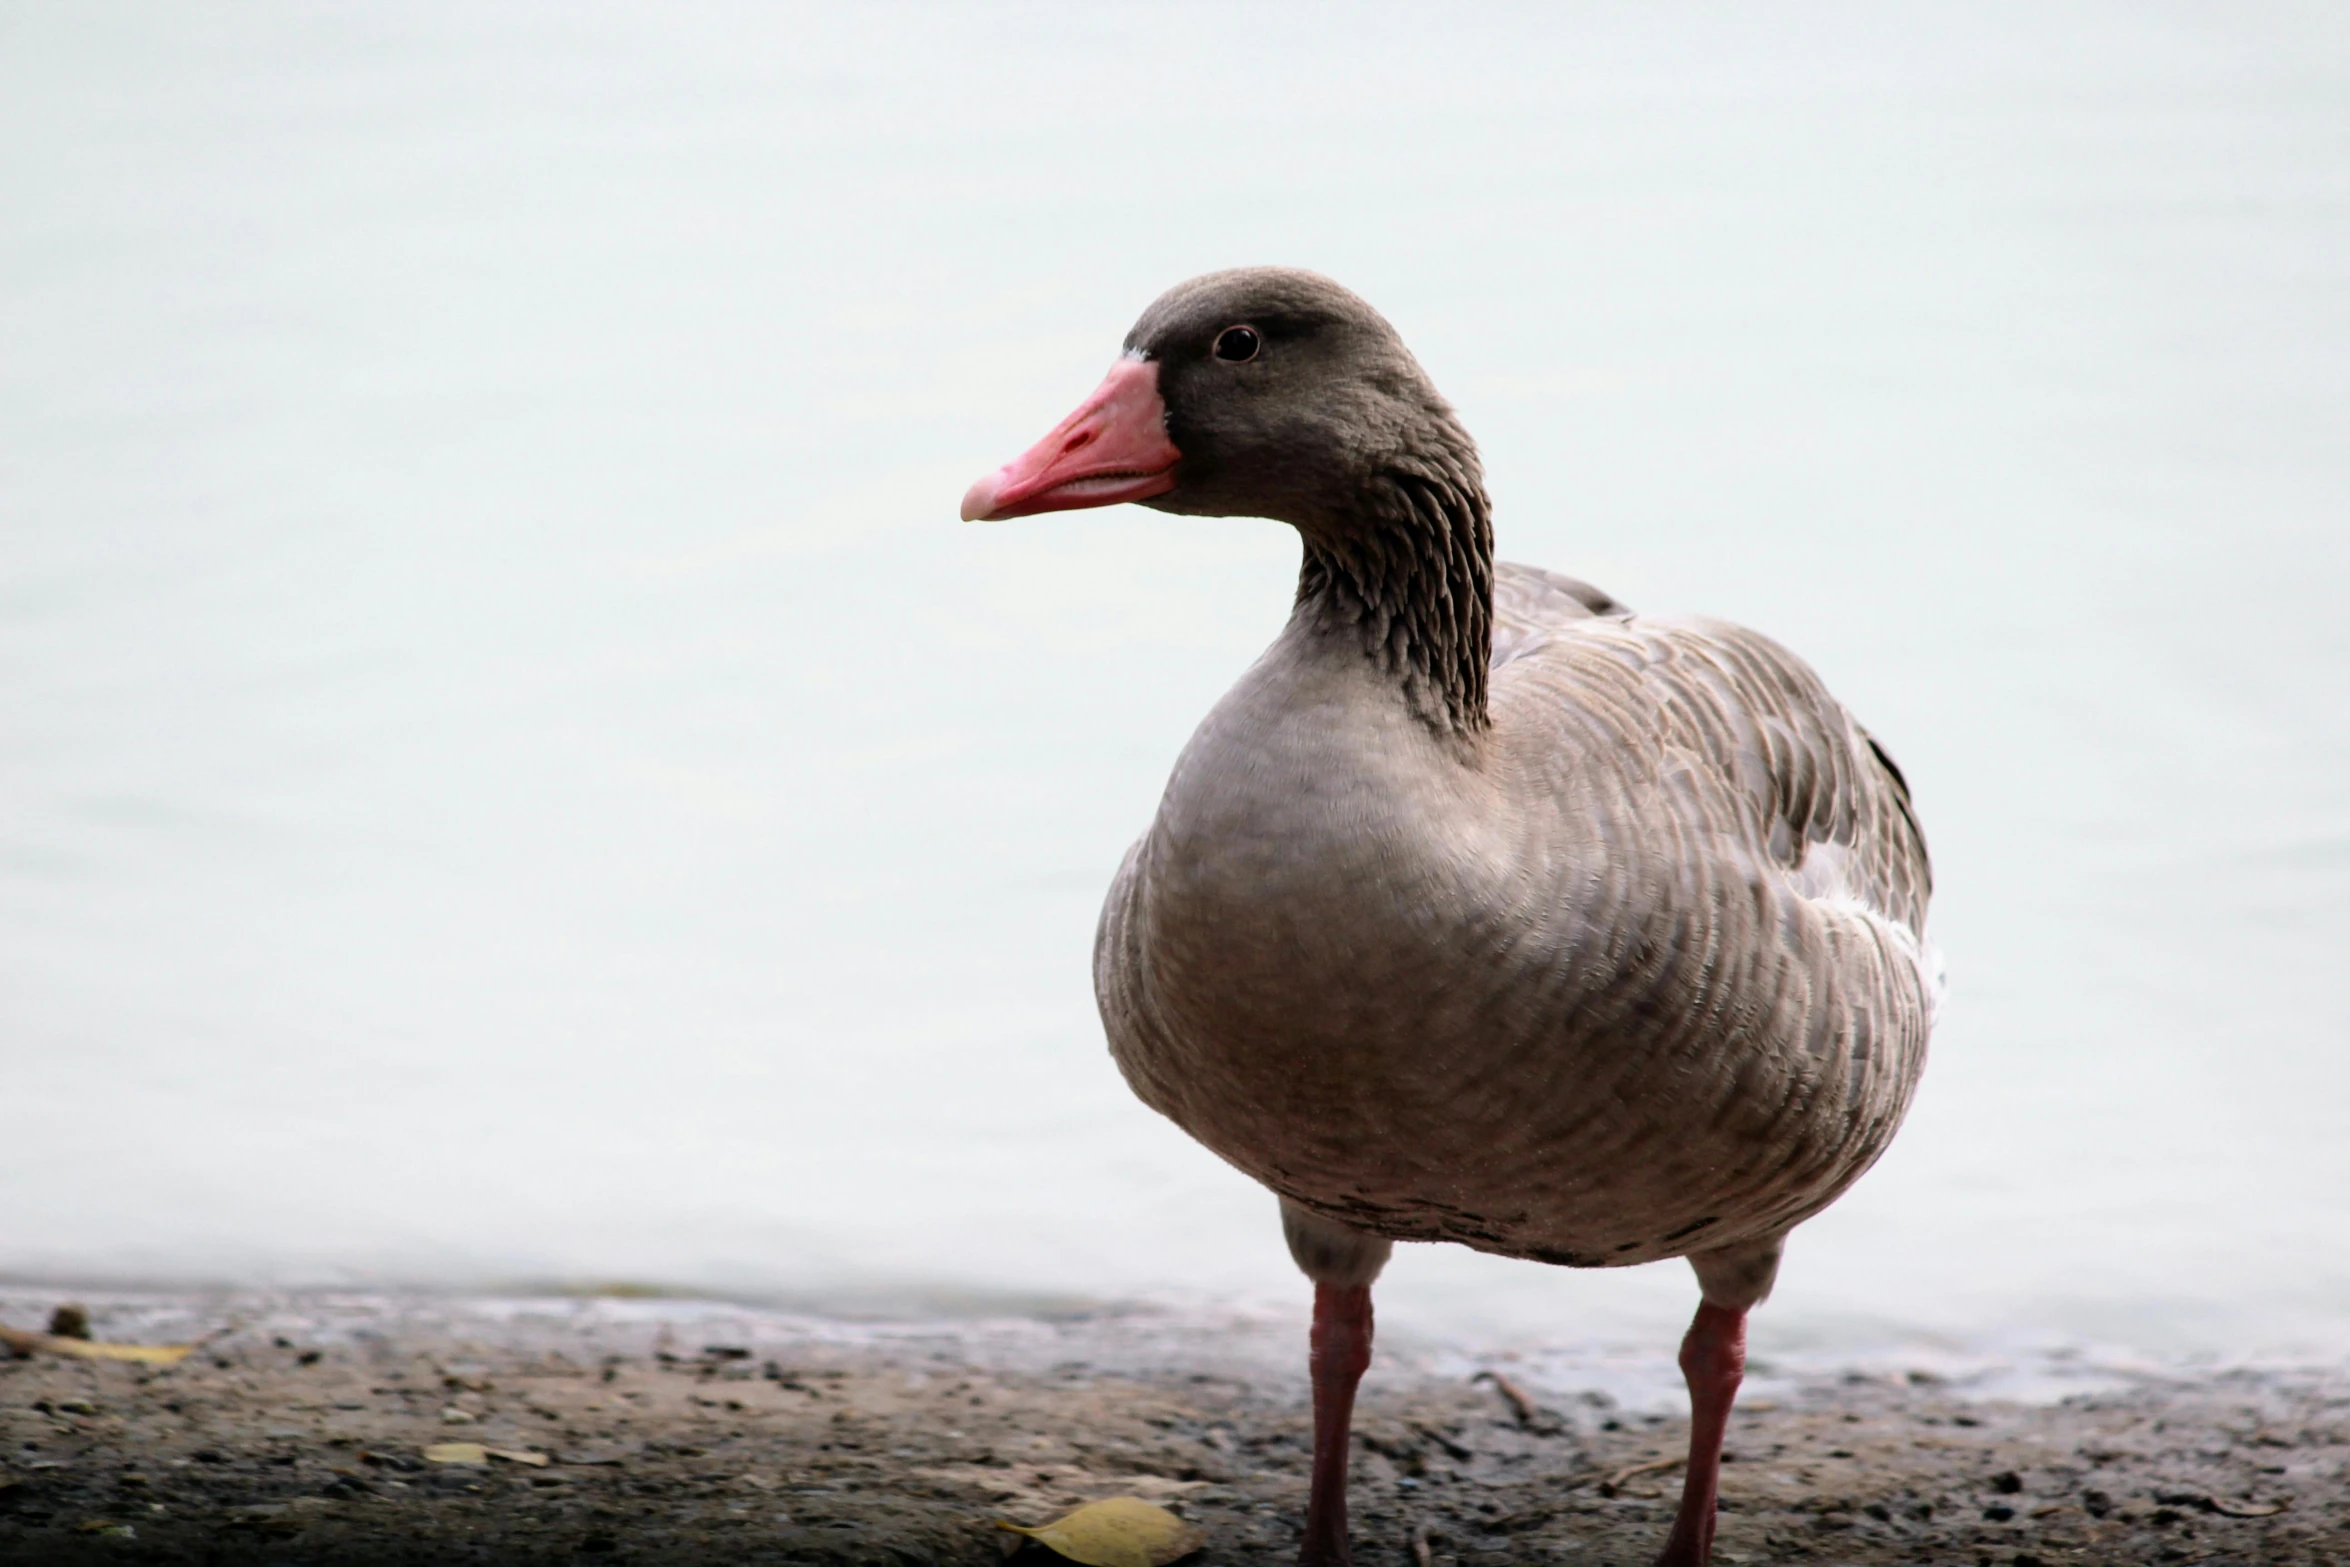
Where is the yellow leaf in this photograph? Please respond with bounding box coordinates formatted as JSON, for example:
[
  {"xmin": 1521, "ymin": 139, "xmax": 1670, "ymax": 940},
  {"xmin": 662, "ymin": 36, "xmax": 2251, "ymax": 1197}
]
[
  {"xmin": 43, "ymin": 1339, "xmax": 194, "ymax": 1366},
  {"xmin": 486, "ymin": 1447, "xmax": 550, "ymax": 1467},
  {"xmin": 423, "ymin": 1443, "xmax": 489, "ymax": 1465},
  {"xmin": 998, "ymin": 1496, "xmax": 1203, "ymax": 1567}
]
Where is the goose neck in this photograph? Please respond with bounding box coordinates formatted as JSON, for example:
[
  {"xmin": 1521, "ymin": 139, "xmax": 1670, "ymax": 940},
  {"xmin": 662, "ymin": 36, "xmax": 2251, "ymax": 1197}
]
[{"xmin": 1292, "ymin": 462, "xmax": 1495, "ymax": 736}]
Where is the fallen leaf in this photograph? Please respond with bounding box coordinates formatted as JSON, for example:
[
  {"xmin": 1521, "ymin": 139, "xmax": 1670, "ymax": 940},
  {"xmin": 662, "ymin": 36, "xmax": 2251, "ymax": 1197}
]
[
  {"xmin": 423, "ymin": 1443, "xmax": 548, "ymax": 1468},
  {"xmin": 0, "ymin": 1326, "xmax": 192, "ymax": 1366},
  {"xmin": 998, "ymin": 1496, "xmax": 1202, "ymax": 1567},
  {"xmin": 44, "ymin": 1338, "xmax": 191, "ymax": 1366},
  {"xmin": 2207, "ymin": 1497, "xmax": 2287, "ymax": 1519},
  {"xmin": 227, "ymin": 1503, "xmax": 305, "ymax": 1533}
]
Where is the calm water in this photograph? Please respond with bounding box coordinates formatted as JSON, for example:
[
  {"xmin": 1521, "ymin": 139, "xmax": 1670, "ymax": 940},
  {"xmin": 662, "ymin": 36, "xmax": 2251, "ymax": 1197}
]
[{"xmin": 4, "ymin": 2, "xmax": 2347, "ymax": 1363}]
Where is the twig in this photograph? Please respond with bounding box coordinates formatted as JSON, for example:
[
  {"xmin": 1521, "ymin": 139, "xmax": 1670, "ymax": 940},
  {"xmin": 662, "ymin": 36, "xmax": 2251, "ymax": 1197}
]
[
  {"xmin": 1470, "ymin": 1368, "xmax": 1569, "ymax": 1436},
  {"xmin": 1410, "ymin": 1519, "xmax": 1434, "ymax": 1567},
  {"xmin": 1470, "ymin": 1369, "xmax": 1541, "ymax": 1428},
  {"xmin": 1409, "ymin": 1421, "xmax": 1474, "ymax": 1462},
  {"xmin": 1599, "ymin": 1454, "xmax": 1686, "ymax": 1496},
  {"xmin": 1471, "ymin": 1369, "xmax": 1535, "ymax": 1425}
]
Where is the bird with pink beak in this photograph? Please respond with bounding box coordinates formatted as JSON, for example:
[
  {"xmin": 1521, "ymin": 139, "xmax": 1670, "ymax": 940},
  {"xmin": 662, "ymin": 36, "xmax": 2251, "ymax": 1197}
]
[{"xmin": 962, "ymin": 268, "xmax": 1938, "ymax": 1567}]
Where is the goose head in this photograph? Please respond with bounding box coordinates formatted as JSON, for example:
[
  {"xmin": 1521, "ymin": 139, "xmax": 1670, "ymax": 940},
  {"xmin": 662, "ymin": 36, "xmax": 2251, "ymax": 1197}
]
[{"xmin": 960, "ymin": 268, "xmax": 1475, "ymax": 537}]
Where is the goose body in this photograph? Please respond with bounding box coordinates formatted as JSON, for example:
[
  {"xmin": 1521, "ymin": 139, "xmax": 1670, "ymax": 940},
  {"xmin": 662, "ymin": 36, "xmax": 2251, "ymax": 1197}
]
[
  {"xmin": 964, "ymin": 268, "xmax": 1937, "ymax": 1567},
  {"xmin": 1098, "ymin": 568, "xmax": 1934, "ymax": 1270}
]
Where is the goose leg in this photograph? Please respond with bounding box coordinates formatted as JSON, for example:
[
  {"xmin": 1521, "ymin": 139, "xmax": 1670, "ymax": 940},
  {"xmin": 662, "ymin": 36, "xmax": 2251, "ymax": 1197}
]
[
  {"xmin": 1303, "ymin": 1282, "xmax": 1373, "ymax": 1565},
  {"xmin": 1655, "ymin": 1300, "xmax": 1744, "ymax": 1566},
  {"xmin": 1657, "ymin": 1239, "xmax": 1784, "ymax": 1567},
  {"xmin": 1280, "ymin": 1199, "xmax": 1393, "ymax": 1567}
]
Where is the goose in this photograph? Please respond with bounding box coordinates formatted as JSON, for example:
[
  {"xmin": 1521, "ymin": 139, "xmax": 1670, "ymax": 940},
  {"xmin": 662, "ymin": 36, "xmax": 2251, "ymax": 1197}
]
[{"xmin": 962, "ymin": 269, "xmax": 1937, "ymax": 1567}]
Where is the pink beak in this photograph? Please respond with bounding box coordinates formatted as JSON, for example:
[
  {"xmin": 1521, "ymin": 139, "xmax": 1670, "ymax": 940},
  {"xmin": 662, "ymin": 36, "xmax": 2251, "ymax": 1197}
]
[{"xmin": 960, "ymin": 357, "xmax": 1182, "ymax": 521}]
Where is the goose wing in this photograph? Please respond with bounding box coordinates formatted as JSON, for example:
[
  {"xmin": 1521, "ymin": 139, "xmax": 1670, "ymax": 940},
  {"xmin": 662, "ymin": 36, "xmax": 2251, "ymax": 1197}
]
[{"xmin": 1493, "ymin": 559, "xmax": 1929, "ymax": 941}]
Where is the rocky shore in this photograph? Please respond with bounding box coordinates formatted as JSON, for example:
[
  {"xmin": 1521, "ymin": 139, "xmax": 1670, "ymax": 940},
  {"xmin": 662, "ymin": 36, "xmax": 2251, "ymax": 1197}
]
[{"xmin": 1, "ymin": 1288, "xmax": 2344, "ymax": 1565}]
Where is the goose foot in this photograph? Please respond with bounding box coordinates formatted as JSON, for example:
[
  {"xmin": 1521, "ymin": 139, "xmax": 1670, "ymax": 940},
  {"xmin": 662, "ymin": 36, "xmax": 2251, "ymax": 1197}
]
[
  {"xmin": 1299, "ymin": 1282, "xmax": 1373, "ymax": 1566},
  {"xmin": 1653, "ymin": 1300, "xmax": 1746, "ymax": 1567}
]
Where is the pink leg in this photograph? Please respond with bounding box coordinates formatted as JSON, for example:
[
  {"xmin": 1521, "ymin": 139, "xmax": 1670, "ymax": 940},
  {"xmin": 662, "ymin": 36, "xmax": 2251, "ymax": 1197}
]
[
  {"xmin": 1300, "ymin": 1282, "xmax": 1373, "ymax": 1567},
  {"xmin": 1655, "ymin": 1300, "xmax": 1746, "ymax": 1567}
]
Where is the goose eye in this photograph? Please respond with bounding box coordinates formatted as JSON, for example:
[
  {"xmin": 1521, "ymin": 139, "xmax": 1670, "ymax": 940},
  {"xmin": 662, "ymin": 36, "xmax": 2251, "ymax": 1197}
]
[{"xmin": 1212, "ymin": 325, "xmax": 1261, "ymax": 363}]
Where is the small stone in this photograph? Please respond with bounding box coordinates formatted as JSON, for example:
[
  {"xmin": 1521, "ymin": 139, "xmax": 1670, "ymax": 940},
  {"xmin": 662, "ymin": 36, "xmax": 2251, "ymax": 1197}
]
[
  {"xmin": 439, "ymin": 1407, "xmax": 476, "ymax": 1425},
  {"xmin": 1990, "ymin": 1470, "xmax": 2024, "ymax": 1494}
]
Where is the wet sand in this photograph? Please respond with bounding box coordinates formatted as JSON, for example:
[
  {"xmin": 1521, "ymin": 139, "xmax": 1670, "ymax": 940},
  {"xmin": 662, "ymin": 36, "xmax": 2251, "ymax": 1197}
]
[{"xmin": 2, "ymin": 1289, "xmax": 2344, "ymax": 1565}]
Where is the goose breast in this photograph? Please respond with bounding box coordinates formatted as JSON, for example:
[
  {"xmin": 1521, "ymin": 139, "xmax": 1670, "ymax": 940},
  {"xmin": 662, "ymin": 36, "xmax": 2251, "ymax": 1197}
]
[{"xmin": 1096, "ymin": 563, "xmax": 1936, "ymax": 1268}]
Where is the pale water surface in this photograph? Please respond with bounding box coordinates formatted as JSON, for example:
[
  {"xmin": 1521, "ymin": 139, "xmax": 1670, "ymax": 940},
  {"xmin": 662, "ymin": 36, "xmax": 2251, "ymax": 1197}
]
[{"xmin": 4, "ymin": 2, "xmax": 2348, "ymax": 1365}]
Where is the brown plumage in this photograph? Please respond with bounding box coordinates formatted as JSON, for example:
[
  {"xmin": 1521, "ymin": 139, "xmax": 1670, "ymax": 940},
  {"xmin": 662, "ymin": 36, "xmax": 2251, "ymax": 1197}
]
[{"xmin": 968, "ymin": 267, "xmax": 1938, "ymax": 1567}]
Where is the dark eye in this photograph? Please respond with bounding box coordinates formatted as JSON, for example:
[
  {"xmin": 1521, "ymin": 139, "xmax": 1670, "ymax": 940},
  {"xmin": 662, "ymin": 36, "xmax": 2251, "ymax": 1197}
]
[{"xmin": 1212, "ymin": 325, "xmax": 1261, "ymax": 363}]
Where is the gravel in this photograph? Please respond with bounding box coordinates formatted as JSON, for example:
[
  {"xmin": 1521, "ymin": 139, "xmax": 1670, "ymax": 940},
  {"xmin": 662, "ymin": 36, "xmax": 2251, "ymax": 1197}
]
[{"xmin": 3, "ymin": 1290, "xmax": 2346, "ymax": 1565}]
